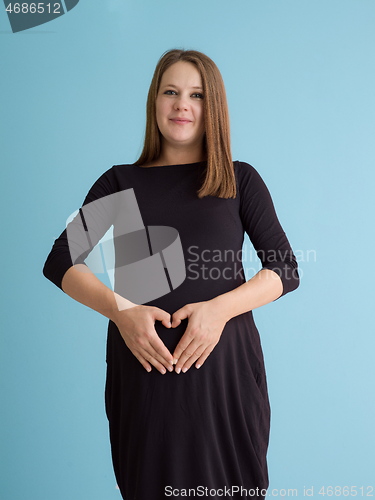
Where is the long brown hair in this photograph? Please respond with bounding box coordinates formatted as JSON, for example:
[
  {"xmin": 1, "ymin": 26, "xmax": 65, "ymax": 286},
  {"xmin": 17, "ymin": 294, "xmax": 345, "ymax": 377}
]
[{"xmin": 135, "ymin": 49, "xmax": 236, "ymax": 199}]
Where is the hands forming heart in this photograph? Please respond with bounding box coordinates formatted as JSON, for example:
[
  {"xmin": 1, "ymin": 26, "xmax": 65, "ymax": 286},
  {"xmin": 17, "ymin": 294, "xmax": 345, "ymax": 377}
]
[{"xmin": 115, "ymin": 300, "xmax": 229, "ymax": 375}]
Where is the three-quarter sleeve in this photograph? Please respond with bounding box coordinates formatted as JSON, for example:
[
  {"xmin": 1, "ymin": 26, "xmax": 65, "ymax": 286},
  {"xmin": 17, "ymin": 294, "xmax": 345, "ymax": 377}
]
[
  {"xmin": 237, "ymin": 161, "xmax": 300, "ymax": 298},
  {"xmin": 42, "ymin": 167, "xmax": 118, "ymax": 291}
]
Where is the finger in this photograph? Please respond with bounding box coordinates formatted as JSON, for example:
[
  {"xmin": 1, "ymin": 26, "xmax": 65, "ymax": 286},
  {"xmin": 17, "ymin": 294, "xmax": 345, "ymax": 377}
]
[
  {"xmin": 149, "ymin": 334, "xmax": 174, "ymax": 367},
  {"xmin": 137, "ymin": 347, "xmax": 170, "ymax": 375},
  {"xmin": 145, "ymin": 343, "xmax": 174, "ymax": 372},
  {"xmin": 174, "ymin": 339, "xmax": 201, "ymax": 374},
  {"xmin": 172, "ymin": 329, "xmax": 196, "ymax": 363},
  {"xmin": 171, "ymin": 306, "xmax": 189, "ymax": 328},
  {"xmin": 152, "ymin": 307, "xmax": 172, "ymax": 329},
  {"xmin": 180, "ymin": 344, "xmax": 207, "ymax": 372},
  {"xmin": 132, "ymin": 350, "xmax": 152, "ymax": 373},
  {"xmin": 195, "ymin": 346, "xmax": 215, "ymax": 369}
]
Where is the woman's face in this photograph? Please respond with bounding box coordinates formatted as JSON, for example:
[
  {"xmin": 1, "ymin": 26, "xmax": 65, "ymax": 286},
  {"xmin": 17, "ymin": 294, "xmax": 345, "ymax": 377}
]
[{"xmin": 156, "ymin": 61, "xmax": 205, "ymax": 153}]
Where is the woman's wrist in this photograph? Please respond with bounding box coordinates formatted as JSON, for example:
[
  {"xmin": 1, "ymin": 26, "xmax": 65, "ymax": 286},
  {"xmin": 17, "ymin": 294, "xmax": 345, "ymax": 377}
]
[
  {"xmin": 109, "ymin": 292, "xmax": 138, "ymax": 323},
  {"xmin": 207, "ymin": 295, "xmax": 233, "ymax": 323}
]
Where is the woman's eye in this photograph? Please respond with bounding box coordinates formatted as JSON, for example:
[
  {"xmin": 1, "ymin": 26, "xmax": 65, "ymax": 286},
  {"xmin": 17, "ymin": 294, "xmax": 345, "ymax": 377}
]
[{"xmin": 163, "ymin": 90, "xmax": 203, "ymax": 99}]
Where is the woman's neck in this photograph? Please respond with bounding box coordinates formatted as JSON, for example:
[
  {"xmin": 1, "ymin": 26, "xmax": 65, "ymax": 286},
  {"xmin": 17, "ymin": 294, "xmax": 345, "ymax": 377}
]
[{"xmin": 154, "ymin": 145, "xmax": 206, "ymax": 167}]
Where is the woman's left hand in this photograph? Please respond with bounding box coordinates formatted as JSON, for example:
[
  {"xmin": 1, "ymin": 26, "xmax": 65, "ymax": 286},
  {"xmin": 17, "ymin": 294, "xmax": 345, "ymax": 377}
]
[{"xmin": 171, "ymin": 300, "xmax": 229, "ymax": 373}]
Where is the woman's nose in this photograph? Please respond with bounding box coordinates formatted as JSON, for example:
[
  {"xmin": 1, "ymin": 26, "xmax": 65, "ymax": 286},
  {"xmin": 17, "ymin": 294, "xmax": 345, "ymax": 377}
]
[{"xmin": 174, "ymin": 96, "xmax": 188, "ymax": 111}]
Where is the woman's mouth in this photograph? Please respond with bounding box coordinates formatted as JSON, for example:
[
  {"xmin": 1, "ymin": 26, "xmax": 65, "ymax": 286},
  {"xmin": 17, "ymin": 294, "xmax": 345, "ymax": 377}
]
[{"xmin": 170, "ymin": 118, "xmax": 192, "ymax": 124}]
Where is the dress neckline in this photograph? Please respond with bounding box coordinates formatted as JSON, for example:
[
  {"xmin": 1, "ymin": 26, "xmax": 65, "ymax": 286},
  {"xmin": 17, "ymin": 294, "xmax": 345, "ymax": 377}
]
[{"xmin": 135, "ymin": 160, "xmax": 207, "ymax": 169}]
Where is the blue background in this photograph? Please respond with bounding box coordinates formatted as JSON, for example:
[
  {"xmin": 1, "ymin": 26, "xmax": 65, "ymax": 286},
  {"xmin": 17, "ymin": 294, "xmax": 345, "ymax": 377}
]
[{"xmin": 1, "ymin": 1, "xmax": 374, "ymax": 498}]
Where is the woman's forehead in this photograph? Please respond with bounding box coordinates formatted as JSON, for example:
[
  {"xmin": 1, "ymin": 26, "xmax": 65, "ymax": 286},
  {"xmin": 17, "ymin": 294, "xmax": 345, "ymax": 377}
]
[{"xmin": 160, "ymin": 61, "xmax": 202, "ymax": 87}]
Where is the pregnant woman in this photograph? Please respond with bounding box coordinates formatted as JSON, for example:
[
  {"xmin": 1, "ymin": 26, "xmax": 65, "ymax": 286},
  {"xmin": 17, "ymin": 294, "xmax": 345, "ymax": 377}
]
[{"xmin": 43, "ymin": 48, "xmax": 300, "ymax": 500}]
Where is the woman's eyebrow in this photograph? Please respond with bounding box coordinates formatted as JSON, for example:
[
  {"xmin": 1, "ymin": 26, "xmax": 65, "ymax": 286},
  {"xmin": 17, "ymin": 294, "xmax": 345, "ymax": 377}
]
[{"xmin": 161, "ymin": 84, "xmax": 203, "ymax": 90}]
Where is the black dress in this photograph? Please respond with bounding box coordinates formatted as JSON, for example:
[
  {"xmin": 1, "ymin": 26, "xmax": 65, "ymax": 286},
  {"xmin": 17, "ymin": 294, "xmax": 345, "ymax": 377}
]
[{"xmin": 43, "ymin": 161, "xmax": 299, "ymax": 500}]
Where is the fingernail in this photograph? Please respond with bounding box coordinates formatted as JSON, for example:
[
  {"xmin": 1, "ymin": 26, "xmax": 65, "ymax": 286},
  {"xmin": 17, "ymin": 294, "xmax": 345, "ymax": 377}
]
[
  {"xmin": 175, "ymin": 367, "xmax": 181, "ymax": 374},
  {"xmin": 167, "ymin": 365, "xmax": 173, "ymax": 372},
  {"xmin": 161, "ymin": 368, "xmax": 166, "ymax": 374},
  {"xmin": 173, "ymin": 358, "xmax": 178, "ymax": 365},
  {"xmin": 182, "ymin": 367, "xmax": 187, "ymax": 373},
  {"xmin": 196, "ymin": 364, "xmax": 201, "ymax": 369}
]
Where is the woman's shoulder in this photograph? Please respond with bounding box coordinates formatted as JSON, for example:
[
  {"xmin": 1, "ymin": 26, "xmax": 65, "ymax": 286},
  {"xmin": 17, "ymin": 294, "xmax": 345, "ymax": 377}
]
[
  {"xmin": 234, "ymin": 160, "xmax": 258, "ymax": 175},
  {"xmin": 82, "ymin": 163, "xmax": 137, "ymax": 205},
  {"xmin": 89, "ymin": 162, "xmax": 135, "ymax": 179},
  {"xmin": 97, "ymin": 163, "xmax": 140, "ymax": 183},
  {"xmin": 233, "ymin": 160, "xmax": 272, "ymax": 197},
  {"xmin": 233, "ymin": 160, "xmax": 264, "ymax": 183}
]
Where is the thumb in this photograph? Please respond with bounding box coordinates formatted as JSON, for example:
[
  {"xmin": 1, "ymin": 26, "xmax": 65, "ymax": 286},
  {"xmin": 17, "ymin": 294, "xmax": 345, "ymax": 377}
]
[
  {"xmin": 171, "ymin": 306, "xmax": 189, "ymax": 328},
  {"xmin": 152, "ymin": 307, "xmax": 172, "ymax": 328}
]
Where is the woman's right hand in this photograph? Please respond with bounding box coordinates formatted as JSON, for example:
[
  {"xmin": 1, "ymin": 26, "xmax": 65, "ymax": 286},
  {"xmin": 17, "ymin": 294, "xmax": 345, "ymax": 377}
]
[
  {"xmin": 60, "ymin": 266, "xmax": 173, "ymax": 374},
  {"xmin": 113, "ymin": 305, "xmax": 174, "ymax": 374}
]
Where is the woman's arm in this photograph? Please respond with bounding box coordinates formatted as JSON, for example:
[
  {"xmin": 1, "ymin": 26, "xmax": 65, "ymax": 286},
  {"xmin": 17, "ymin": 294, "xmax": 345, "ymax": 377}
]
[
  {"xmin": 61, "ymin": 264, "xmax": 135, "ymax": 319},
  {"xmin": 210, "ymin": 267, "xmax": 283, "ymax": 319},
  {"xmin": 171, "ymin": 162, "xmax": 300, "ymax": 373},
  {"xmin": 43, "ymin": 168, "xmax": 174, "ymax": 374},
  {"xmin": 61, "ymin": 265, "xmax": 174, "ymax": 374}
]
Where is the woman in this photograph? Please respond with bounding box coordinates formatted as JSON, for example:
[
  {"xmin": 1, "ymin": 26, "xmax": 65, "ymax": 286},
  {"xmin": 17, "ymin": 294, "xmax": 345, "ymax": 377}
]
[{"xmin": 43, "ymin": 49, "xmax": 299, "ymax": 499}]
